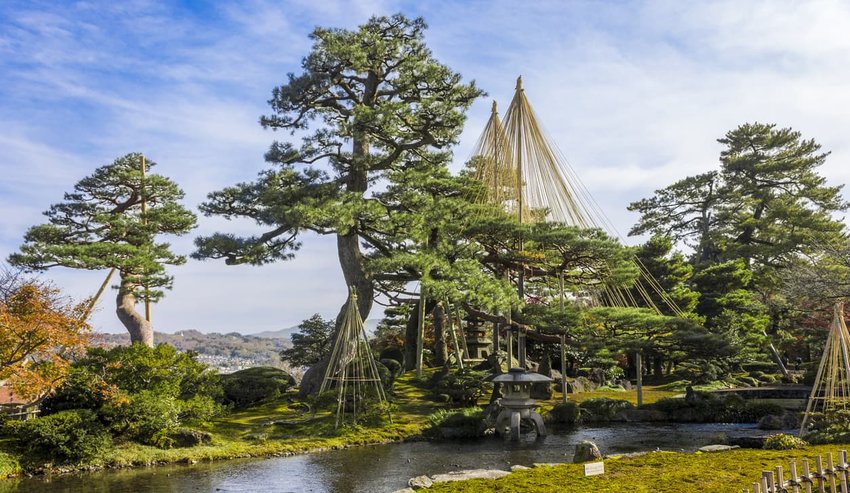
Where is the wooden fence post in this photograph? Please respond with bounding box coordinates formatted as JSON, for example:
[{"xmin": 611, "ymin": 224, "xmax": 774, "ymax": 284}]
[
  {"xmin": 829, "ymin": 453, "xmax": 839, "ymax": 493},
  {"xmin": 802, "ymin": 458, "xmax": 813, "ymax": 493},
  {"xmin": 816, "ymin": 455, "xmax": 826, "ymax": 493},
  {"xmin": 790, "ymin": 460, "xmax": 800, "ymax": 493},
  {"xmin": 764, "ymin": 470, "xmax": 775, "ymax": 492},
  {"xmin": 839, "ymin": 450, "xmax": 849, "ymax": 493}
]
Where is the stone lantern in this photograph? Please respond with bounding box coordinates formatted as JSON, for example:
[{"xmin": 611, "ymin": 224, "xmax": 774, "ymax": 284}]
[
  {"xmin": 464, "ymin": 317, "xmax": 492, "ymax": 362},
  {"xmin": 489, "ymin": 367, "xmax": 550, "ymax": 441}
]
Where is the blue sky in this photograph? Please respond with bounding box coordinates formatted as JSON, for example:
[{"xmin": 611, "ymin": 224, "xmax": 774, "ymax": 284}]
[{"xmin": 2, "ymin": 0, "xmax": 849, "ymax": 334}]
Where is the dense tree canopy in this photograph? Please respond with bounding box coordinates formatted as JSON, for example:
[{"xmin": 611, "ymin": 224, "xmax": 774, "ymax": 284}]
[
  {"xmin": 9, "ymin": 154, "xmax": 196, "ymax": 346},
  {"xmin": 629, "ymin": 123, "xmax": 847, "ymax": 271}
]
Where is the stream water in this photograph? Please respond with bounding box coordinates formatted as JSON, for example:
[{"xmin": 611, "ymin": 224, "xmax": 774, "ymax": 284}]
[{"xmin": 1, "ymin": 423, "xmax": 779, "ymax": 493}]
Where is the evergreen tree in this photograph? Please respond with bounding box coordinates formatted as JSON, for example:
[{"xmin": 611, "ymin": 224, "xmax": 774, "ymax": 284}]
[
  {"xmin": 630, "ymin": 123, "xmax": 847, "ymax": 271},
  {"xmin": 9, "ymin": 153, "xmax": 196, "ymax": 346},
  {"xmin": 192, "ymin": 15, "xmax": 481, "ymax": 392},
  {"xmin": 280, "ymin": 314, "xmax": 335, "ymax": 368}
]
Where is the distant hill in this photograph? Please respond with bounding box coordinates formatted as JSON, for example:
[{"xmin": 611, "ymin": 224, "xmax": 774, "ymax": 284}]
[
  {"xmin": 253, "ymin": 319, "xmax": 381, "ymax": 339},
  {"xmin": 91, "ymin": 319, "xmax": 382, "ymax": 374},
  {"xmin": 91, "ymin": 330, "xmax": 291, "ymax": 373}
]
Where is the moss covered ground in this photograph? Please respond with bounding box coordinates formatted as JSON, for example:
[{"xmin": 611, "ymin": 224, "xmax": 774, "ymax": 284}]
[{"xmin": 428, "ymin": 445, "xmax": 850, "ymax": 492}]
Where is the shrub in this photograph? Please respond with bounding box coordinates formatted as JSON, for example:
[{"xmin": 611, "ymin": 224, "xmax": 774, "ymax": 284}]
[
  {"xmin": 803, "ymin": 410, "xmax": 850, "ymax": 444},
  {"xmin": 379, "ymin": 348, "xmax": 405, "ymax": 368},
  {"xmin": 742, "ymin": 361, "xmax": 782, "ymax": 373},
  {"xmin": 737, "ymin": 401, "xmax": 784, "ymax": 422},
  {"xmin": 650, "ymin": 394, "xmax": 783, "ymax": 423},
  {"xmin": 220, "ymin": 366, "xmax": 295, "ymax": 409},
  {"xmin": 13, "ymin": 409, "xmax": 111, "ymax": 462},
  {"xmin": 380, "ymin": 358, "xmax": 403, "ymax": 379},
  {"xmin": 737, "ymin": 376, "xmax": 759, "ymax": 387},
  {"xmin": 426, "ymin": 407, "xmax": 484, "ymax": 438},
  {"xmin": 546, "ymin": 401, "xmax": 580, "ymax": 425},
  {"xmin": 675, "ymin": 360, "xmax": 722, "ymax": 384},
  {"xmin": 430, "ymin": 369, "xmax": 491, "ymax": 407},
  {"xmin": 763, "ymin": 433, "xmax": 808, "ymax": 450},
  {"xmin": 102, "ymin": 390, "xmax": 181, "ymax": 446},
  {"xmin": 578, "ymin": 398, "xmax": 633, "ymax": 422}
]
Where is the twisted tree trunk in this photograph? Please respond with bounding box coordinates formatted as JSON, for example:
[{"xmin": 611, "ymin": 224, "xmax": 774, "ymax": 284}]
[{"xmin": 115, "ymin": 277, "xmax": 153, "ymax": 347}]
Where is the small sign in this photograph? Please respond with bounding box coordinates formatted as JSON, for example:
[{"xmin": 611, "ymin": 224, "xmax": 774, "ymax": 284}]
[{"xmin": 584, "ymin": 462, "xmax": 604, "ymax": 476}]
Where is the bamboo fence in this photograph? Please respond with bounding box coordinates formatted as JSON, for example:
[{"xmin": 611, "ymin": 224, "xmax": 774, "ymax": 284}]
[{"xmin": 746, "ymin": 450, "xmax": 850, "ymax": 493}]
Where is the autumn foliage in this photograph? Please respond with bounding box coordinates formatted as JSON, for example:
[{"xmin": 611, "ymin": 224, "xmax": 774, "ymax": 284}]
[{"xmin": 0, "ymin": 272, "xmax": 90, "ymax": 401}]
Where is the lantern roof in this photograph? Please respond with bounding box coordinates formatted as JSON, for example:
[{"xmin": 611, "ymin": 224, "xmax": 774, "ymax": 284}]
[{"xmin": 488, "ymin": 367, "xmax": 551, "ymax": 383}]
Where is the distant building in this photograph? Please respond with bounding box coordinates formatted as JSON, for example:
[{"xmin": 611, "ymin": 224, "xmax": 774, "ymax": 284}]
[{"xmin": 0, "ymin": 382, "xmax": 39, "ymax": 420}]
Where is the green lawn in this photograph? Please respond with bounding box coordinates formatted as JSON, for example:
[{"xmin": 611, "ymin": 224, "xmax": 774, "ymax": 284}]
[{"xmin": 428, "ymin": 445, "xmax": 850, "ymax": 492}]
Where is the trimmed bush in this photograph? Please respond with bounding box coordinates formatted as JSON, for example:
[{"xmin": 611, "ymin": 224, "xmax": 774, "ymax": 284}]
[
  {"xmin": 763, "ymin": 433, "xmax": 807, "ymax": 450},
  {"xmin": 742, "ymin": 361, "xmax": 782, "ymax": 373},
  {"xmin": 650, "ymin": 394, "xmax": 783, "ymax": 423},
  {"xmin": 13, "ymin": 409, "xmax": 111, "ymax": 462},
  {"xmin": 426, "ymin": 407, "xmax": 485, "ymax": 438},
  {"xmin": 429, "ymin": 369, "xmax": 491, "ymax": 407},
  {"xmin": 578, "ymin": 398, "xmax": 634, "ymax": 422},
  {"xmin": 220, "ymin": 366, "xmax": 296, "ymax": 409},
  {"xmin": 546, "ymin": 401, "xmax": 580, "ymax": 425}
]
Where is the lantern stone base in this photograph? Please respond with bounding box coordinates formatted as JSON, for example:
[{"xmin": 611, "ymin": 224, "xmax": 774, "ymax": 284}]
[
  {"xmin": 488, "ymin": 368, "xmax": 551, "ymax": 441},
  {"xmin": 494, "ymin": 402, "xmax": 547, "ymax": 441}
]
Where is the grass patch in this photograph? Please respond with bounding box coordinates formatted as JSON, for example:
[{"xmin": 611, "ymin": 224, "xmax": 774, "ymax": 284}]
[
  {"xmin": 427, "ymin": 445, "xmax": 850, "ymax": 492},
  {"xmin": 0, "ymin": 371, "xmax": 442, "ymax": 477}
]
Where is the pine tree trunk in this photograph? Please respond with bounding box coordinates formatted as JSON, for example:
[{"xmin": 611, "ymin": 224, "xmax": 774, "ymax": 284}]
[
  {"xmin": 432, "ymin": 302, "xmax": 448, "ymax": 366},
  {"xmin": 115, "ymin": 281, "xmax": 153, "ymax": 347},
  {"xmin": 299, "ymin": 107, "xmax": 375, "ymax": 395}
]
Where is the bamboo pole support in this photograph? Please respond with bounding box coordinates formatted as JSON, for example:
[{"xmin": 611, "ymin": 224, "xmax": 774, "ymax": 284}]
[
  {"xmin": 80, "ymin": 267, "xmax": 116, "ymax": 322},
  {"xmin": 444, "ymin": 299, "xmax": 464, "ymax": 370},
  {"xmin": 415, "ymin": 286, "xmax": 426, "ymax": 378},
  {"xmin": 140, "ymin": 154, "xmax": 151, "ymax": 323},
  {"xmin": 636, "ymin": 351, "xmax": 643, "ymax": 407},
  {"xmin": 560, "ymin": 334, "xmax": 567, "ymax": 403},
  {"xmin": 454, "ymin": 304, "xmax": 469, "ymax": 358}
]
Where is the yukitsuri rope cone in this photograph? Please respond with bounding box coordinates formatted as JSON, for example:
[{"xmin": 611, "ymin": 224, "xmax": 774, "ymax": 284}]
[
  {"xmin": 319, "ymin": 287, "xmax": 390, "ymax": 428},
  {"xmin": 468, "ymin": 76, "xmax": 683, "ymax": 316},
  {"xmin": 800, "ymin": 302, "xmax": 850, "ymax": 435}
]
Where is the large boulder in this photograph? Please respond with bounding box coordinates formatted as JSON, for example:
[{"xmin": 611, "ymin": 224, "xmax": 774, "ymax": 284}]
[{"xmin": 573, "ymin": 440, "xmax": 602, "ymax": 463}]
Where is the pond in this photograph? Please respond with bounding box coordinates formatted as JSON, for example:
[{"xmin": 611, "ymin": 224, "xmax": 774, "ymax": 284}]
[{"xmin": 1, "ymin": 423, "xmax": 780, "ymax": 493}]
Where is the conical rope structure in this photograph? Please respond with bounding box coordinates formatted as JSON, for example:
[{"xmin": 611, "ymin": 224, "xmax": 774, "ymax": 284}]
[
  {"xmin": 319, "ymin": 287, "xmax": 390, "ymax": 428},
  {"xmin": 800, "ymin": 302, "xmax": 850, "ymax": 435},
  {"xmin": 468, "ymin": 76, "xmax": 684, "ymax": 316}
]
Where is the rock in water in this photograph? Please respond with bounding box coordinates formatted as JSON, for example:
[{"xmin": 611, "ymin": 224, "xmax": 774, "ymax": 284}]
[
  {"xmin": 573, "ymin": 440, "xmax": 603, "ymax": 463},
  {"xmin": 407, "ymin": 475, "xmax": 433, "ymax": 489}
]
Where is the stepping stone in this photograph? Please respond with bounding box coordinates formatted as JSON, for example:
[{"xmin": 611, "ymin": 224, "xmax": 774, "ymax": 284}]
[
  {"xmin": 430, "ymin": 469, "xmax": 510, "ymax": 483},
  {"xmin": 698, "ymin": 444, "xmax": 740, "ymax": 453}
]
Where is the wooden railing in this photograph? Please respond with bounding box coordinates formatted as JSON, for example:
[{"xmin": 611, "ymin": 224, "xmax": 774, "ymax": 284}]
[
  {"xmin": 1, "ymin": 406, "xmax": 40, "ymax": 421},
  {"xmin": 746, "ymin": 450, "xmax": 850, "ymax": 493}
]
